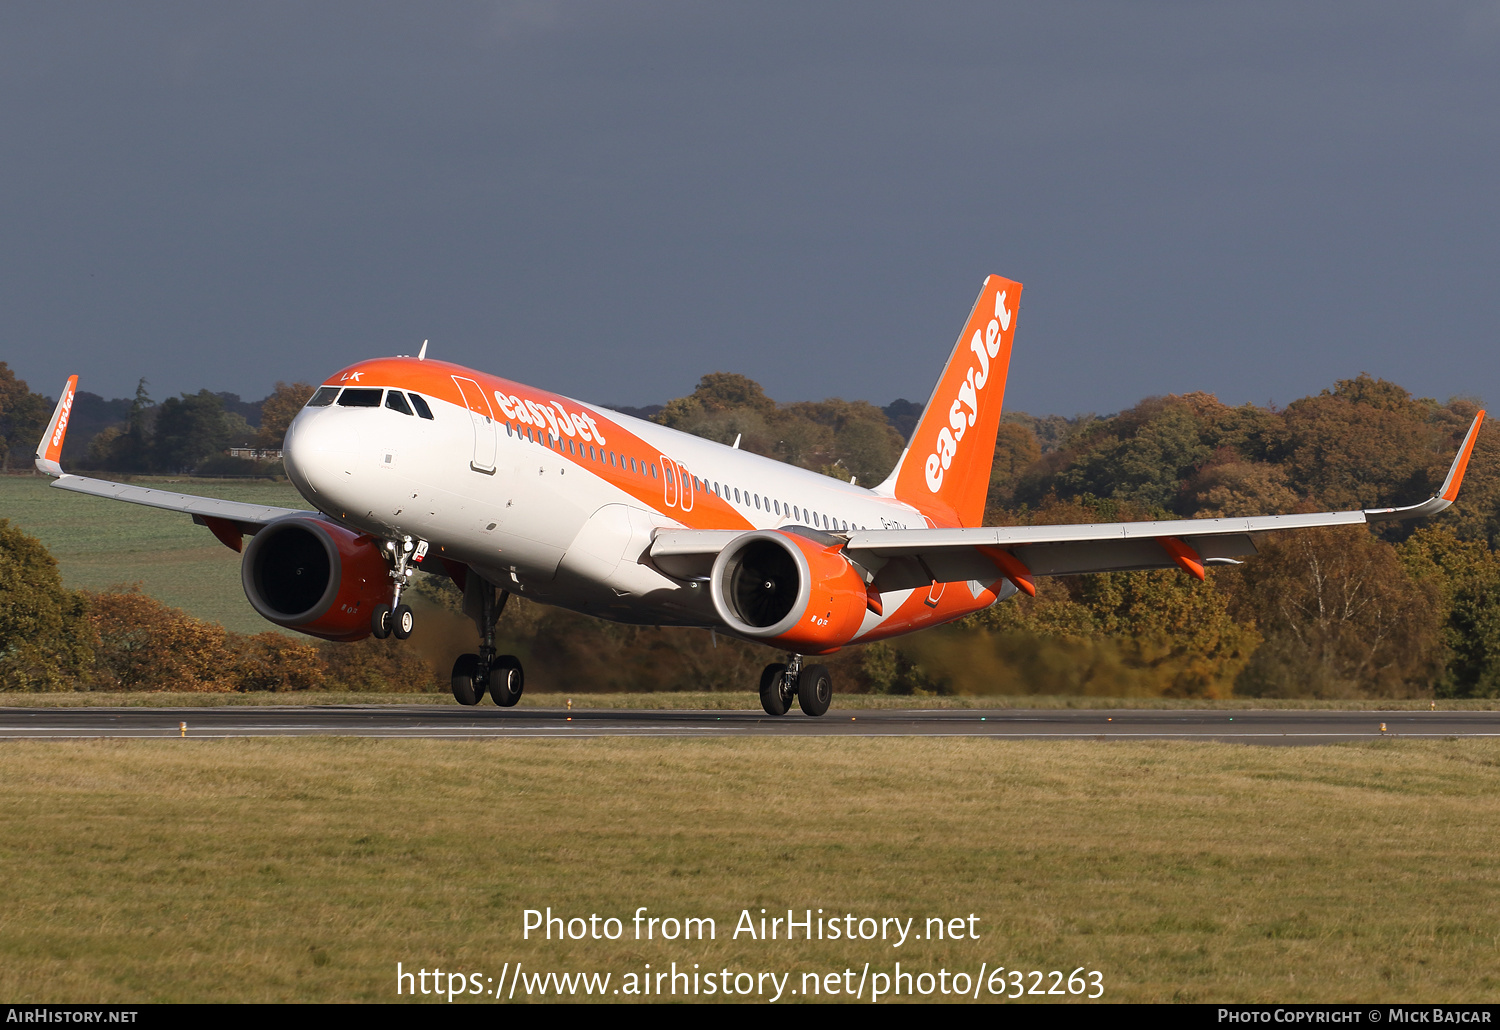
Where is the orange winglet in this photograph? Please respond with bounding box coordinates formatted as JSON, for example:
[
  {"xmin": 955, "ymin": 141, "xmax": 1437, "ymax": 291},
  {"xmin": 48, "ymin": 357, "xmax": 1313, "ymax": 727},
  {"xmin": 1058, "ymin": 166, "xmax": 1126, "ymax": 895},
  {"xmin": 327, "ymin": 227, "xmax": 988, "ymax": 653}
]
[
  {"xmin": 1442, "ymin": 410, "xmax": 1486, "ymax": 502},
  {"xmin": 1158, "ymin": 537, "xmax": 1205, "ymax": 581},
  {"xmin": 200, "ymin": 516, "xmax": 244, "ymax": 554},
  {"xmin": 35, "ymin": 375, "xmax": 78, "ymax": 475},
  {"xmin": 977, "ymin": 545, "xmax": 1036, "ymax": 597}
]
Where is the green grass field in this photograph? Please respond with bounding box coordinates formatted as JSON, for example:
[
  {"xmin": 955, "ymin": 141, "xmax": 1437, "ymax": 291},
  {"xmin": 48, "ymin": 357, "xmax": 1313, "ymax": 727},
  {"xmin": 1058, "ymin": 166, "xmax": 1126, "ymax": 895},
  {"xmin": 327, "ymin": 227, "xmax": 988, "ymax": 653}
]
[
  {"xmin": 6, "ymin": 478, "xmax": 1498, "ymax": 1004},
  {"xmin": 0, "ymin": 474, "xmax": 305, "ymax": 633},
  {"xmin": 2, "ymin": 737, "xmax": 1497, "ymax": 1003}
]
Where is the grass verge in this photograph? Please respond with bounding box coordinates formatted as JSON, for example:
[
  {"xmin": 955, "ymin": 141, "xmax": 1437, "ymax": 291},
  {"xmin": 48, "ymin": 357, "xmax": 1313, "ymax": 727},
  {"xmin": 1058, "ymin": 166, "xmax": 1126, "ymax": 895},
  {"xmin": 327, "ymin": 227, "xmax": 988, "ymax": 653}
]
[{"xmin": 1, "ymin": 737, "xmax": 1498, "ymax": 1003}]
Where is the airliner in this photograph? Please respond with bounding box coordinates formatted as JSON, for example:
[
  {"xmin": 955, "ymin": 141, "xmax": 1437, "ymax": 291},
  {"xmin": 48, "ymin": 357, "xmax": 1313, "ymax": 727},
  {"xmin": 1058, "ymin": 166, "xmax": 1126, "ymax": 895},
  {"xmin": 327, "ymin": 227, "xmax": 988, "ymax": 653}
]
[{"xmin": 34, "ymin": 276, "xmax": 1485, "ymax": 715}]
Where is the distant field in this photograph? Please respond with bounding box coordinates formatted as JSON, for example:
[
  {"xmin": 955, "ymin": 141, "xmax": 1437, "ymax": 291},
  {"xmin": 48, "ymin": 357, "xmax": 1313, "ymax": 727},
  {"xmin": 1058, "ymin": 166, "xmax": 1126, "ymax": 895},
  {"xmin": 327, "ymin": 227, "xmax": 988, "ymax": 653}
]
[
  {"xmin": 0, "ymin": 474, "xmax": 305, "ymax": 633},
  {"xmin": 2, "ymin": 737, "xmax": 1498, "ymax": 1003}
]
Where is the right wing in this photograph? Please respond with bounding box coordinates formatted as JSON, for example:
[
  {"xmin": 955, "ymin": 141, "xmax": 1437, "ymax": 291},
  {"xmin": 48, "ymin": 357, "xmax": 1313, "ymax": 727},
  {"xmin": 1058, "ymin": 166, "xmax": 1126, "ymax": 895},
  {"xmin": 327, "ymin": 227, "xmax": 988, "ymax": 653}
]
[
  {"xmin": 35, "ymin": 375, "xmax": 314, "ymax": 552},
  {"xmin": 849, "ymin": 409, "xmax": 1486, "ymax": 594},
  {"xmin": 651, "ymin": 411, "xmax": 1486, "ymax": 597}
]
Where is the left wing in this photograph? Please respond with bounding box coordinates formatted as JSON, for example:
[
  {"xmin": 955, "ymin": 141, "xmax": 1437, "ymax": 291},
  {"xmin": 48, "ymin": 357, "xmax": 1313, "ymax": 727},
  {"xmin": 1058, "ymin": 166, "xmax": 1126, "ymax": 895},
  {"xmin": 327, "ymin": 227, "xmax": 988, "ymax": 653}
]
[
  {"xmin": 35, "ymin": 376, "xmax": 314, "ymax": 552},
  {"xmin": 652, "ymin": 411, "xmax": 1486, "ymax": 597}
]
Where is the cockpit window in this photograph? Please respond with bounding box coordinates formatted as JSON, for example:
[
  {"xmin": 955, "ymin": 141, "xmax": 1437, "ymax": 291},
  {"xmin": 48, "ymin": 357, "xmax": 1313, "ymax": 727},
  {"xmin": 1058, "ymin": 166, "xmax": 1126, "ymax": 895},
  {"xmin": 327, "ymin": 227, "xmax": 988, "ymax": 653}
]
[
  {"xmin": 385, "ymin": 391, "xmax": 413, "ymax": 416},
  {"xmin": 337, "ymin": 388, "xmax": 383, "ymax": 407},
  {"xmin": 306, "ymin": 387, "xmax": 340, "ymax": 407},
  {"xmin": 408, "ymin": 393, "xmax": 434, "ymax": 420}
]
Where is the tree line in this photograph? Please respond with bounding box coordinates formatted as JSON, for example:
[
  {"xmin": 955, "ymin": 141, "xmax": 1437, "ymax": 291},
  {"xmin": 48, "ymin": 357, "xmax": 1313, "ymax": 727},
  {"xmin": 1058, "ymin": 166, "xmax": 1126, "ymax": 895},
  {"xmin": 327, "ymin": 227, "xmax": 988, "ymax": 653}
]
[
  {"xmin": 3, "ymin": 362, "xmax": 1499, "ymax": 698},
  {"xmin": 0, "ymin": 362, "xmax": 314, "ymax": 475}
]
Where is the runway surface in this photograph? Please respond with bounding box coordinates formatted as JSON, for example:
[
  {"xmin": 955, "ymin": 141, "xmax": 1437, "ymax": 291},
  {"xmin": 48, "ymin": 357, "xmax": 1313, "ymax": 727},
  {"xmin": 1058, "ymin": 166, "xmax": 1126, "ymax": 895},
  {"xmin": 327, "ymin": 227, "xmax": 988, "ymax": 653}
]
[{"xmin": 1, "ymin": 706, "xmax": 1498, "ymax": 744}]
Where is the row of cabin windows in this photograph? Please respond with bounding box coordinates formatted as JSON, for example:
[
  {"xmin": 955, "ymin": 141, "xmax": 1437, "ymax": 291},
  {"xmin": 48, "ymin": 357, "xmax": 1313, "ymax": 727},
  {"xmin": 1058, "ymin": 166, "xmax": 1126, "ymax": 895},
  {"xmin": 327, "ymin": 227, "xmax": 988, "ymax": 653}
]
[
  {"xmin": 505, "ymin": 421, "xmax": 661, "ymax": 479},
  {"xmin": 306, "ymin": 389, "xmax": 864, "ymax": 530},
  {"xmin": 685, "ymin": 472, "xmax": 862, "ymax": 533},
  {"xmin": 306, "ymin": 386, "xmax": 435, "ymax": 420},
  {"xmin": 505, "ymin": 419, "xmax": 860, "ymax": 531}
]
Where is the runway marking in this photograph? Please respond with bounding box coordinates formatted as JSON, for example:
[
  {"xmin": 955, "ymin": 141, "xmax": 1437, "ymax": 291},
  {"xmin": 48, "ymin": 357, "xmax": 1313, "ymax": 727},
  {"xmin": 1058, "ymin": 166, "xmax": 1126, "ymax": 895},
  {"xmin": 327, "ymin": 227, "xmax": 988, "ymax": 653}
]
[{"xmin": 3, "ymin": 708, "xmax": 1499, "ymax": 743}]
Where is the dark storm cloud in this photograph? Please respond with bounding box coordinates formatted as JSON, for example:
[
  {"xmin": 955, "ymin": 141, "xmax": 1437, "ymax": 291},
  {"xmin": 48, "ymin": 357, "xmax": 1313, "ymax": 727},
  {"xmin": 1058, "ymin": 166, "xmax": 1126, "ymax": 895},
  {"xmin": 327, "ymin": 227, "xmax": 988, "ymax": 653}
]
[{"xmin": 3, "ymin": 2, "xmax": 1499, "ymax": 415}]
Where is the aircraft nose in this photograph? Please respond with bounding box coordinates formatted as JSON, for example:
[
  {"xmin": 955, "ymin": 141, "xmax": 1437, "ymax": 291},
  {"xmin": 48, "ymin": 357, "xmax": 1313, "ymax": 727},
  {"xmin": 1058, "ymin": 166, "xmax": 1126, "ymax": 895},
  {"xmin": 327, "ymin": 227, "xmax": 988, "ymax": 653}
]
[{"xmin": 283, "ymin": 407, "xmax": 359, "ymax": 501}]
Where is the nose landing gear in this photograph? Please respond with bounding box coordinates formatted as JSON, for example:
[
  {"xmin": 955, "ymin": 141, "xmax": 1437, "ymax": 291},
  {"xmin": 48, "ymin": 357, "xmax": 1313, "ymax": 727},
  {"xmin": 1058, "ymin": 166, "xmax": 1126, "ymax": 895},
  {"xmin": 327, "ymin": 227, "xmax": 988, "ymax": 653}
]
[
  {"xmin": 758, "ymin": 655, "xmax": 832, "ymax": 717},
  {"xmin": 449, "ymin": 573, "xmax": 525, "ymax": 707},
  {"xmin": 371, "ymin": 537, "xmax": 427, "ymax": 640}
]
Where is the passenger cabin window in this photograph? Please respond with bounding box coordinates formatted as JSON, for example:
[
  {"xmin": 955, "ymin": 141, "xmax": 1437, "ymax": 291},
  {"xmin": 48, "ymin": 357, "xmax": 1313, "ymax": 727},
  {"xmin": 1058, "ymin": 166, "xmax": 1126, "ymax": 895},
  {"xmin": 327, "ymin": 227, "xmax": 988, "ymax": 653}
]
[
  {"xmin": 307, "ymin": 387, "xmax": 339, "ymax": 407},
  {"xmin": 338, "ymin": 388, "xmax": 383, "ymax": 407},
  {"xmin": 385, "ymin": 391, "xmax": 413, "ymax": 416},
  {"xmin": 408, "ymin": 393, "xmax": 435, "ymax": 420}
]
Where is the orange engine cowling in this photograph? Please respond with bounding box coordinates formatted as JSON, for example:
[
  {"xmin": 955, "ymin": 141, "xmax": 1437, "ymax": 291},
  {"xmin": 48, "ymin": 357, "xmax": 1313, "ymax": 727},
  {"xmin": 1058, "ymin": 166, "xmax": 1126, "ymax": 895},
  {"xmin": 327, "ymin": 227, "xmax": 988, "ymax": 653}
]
[
  {"xmin": 708, "ymin": 530, "xmax": 869, "ymax": 654},
  {"xmin": 240, "ymin": 516, "xmax": 390, "ymax": 642}
]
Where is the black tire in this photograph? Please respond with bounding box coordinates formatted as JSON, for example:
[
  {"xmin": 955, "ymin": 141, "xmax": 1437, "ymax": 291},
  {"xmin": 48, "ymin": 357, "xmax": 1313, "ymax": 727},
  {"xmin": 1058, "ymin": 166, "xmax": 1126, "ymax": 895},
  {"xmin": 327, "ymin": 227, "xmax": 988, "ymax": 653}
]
[
  {"xmin": 392, "ymin": 604, "xmax": 415, "ymax": 640},
  {"xmin": 490, "ymin": 655, "xmax": 525, "ymax": 707},
  {"xmin": 450, "ymin": 653, "xmax": 481, "ymax": 706},
  {"xmin": 759, "ymin": 663, "xmax": 789, "ymax": 716},
  {"xmin": 371, "ymin": 604, "xmax": 392, "ymax": 640},
  {"xmin": 798, "ymin": 664, "xmax": 833, "ymax": 717}
]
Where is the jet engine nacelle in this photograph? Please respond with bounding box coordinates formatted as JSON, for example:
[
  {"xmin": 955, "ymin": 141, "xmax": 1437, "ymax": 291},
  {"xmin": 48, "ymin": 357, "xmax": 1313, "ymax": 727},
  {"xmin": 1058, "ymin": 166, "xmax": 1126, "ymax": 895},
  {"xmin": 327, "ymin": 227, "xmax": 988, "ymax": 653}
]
[
  {"xmin": 241, "ymin": 516, "xmax": 390, "ymax": 642},
  {"xmin": 709, "ymin": 529, "xmax": 869, "ymax": 654}
]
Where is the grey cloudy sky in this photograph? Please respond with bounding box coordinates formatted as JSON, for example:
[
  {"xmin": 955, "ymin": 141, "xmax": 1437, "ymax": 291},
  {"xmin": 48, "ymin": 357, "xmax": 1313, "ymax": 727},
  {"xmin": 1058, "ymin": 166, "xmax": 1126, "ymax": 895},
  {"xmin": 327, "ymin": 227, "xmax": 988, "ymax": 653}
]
[{"xmin": 4, "ymin": 2, "xmax": 1499, "ymax": 416}]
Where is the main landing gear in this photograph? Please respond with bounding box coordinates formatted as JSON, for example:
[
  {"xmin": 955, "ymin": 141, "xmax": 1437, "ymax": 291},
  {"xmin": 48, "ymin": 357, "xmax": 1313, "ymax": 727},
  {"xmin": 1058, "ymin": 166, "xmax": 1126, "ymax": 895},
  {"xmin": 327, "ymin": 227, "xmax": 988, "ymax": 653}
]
[
  {"xmin": 758, "ymin": 654, "xmax": 832, "ymax": 717},
  {"xmin": 371, "ymin": 536, "xmax": 428, "ymax": 641},
  {"xmin": 450, "ymin": 574, "xmax": 525, "ymax": 708}
]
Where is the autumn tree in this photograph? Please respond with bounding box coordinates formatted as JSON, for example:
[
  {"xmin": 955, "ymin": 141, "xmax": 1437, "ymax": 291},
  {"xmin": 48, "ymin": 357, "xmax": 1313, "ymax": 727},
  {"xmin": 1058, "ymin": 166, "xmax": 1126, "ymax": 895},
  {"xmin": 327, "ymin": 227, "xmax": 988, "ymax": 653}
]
[
  {"xmin": 778, "ymin": 398, "xmax": 904, "ymax": 485},
  {"xmin": 653, "ymin": 373, "xmax": 903, "ymax": 484},
  {"xmin": 1229, "ymin": 525, "xmax": 1442, "ymax": 697},
  {"xmin": 1275, "ymin": 374, "xmax": 1442, "ymax": 513},
  {"xmin": 1400, "ymin": 526, "xmax": 1500, "ymax": 698},
  {"xmin": 87, "ymin": 588, "xmax": 236, "ymax": 691},
  {"xmin": 986, "ymin": 421, "xmax": 1041, "ymax": 514},
  {"xmin": 1014, "ymin": 395, "xmax": 1230, "ymax": 512},
  {"xmin": 234, "ymin": 633, "xmax": 325, "ymax": 692},
  {"xmin": 0, "ymin": 363, "xmax": 51, "ymax": 470},
  {"xmin": 0, "ymin": 520, "xmax": 94, "ymax": 690},
  {"xmin": 257, "ymin": 381, "xmax": 315, "ymax": 449}
]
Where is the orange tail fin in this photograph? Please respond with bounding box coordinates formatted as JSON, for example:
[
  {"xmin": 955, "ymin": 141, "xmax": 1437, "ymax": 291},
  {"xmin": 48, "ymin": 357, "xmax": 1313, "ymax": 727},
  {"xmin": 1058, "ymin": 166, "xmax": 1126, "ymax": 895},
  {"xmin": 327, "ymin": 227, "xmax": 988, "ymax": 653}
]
[{"xmin": 875, "ymin": 276, "xmax": 1022, "ymax": 527}]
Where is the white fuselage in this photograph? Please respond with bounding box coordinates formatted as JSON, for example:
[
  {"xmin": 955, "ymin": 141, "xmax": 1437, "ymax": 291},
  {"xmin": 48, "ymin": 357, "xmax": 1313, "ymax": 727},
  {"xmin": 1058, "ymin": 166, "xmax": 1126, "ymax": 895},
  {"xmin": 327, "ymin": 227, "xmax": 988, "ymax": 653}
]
[{"xmin": 283, "ymin": 384, "xmax": 931, "ymax": 629}]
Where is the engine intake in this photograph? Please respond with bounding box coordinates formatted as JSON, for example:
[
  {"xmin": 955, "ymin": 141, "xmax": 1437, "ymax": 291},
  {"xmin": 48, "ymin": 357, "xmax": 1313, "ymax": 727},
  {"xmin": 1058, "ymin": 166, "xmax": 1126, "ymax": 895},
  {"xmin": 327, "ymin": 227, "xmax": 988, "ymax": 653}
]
[
  {"xmin": 241, "ymin": 516, "xmax": 390, "ymax": 642},
  {"xmin": 709, "ymin": 530, "xmax": 870, "ymax": 653}
]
